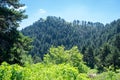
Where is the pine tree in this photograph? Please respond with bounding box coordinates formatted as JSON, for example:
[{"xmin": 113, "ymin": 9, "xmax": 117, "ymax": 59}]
[
  {"xmin": 0, "ymin": 0, "xmax": 32, "ymax": 65},
  {"xmin": 83, "ymin": 46, "xmax": 95, "ymax": 69}
]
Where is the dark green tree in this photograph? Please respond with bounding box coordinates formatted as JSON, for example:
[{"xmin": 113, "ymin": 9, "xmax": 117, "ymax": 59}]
[
  {"xmin": 97, "ymin": 44, "xmax": 111, "ymax": 71},
  {"xmin": 110, "ymin": 47, "xmax": 120, "ymax": 71},
  {"xmin": 114, "ymin": 35, "xmax": 120, "ymax": 51},
  {"xmin": 83, "ymin": 46, "xmax": 95, "ymax": 69},
  {"xmin": 110, "ymin": 34, "xmax": 120, "ymax": 71},
  {"xmin": 97, "ymin": 43, "xmax": 120, "ymax": 71},
  {"xmin": 0, "ymin": 0, "xmax": 32, "ymax": 65}
]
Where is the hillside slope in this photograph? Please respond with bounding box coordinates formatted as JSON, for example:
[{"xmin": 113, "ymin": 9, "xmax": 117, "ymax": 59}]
[{"xmin": 21, "ymin": 16, "xmax": 120, "ymax": 69}]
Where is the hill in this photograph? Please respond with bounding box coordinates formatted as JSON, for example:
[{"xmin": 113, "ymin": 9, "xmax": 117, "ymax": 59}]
[
  {"xmin": 21, "ymin": 16, "xmax": 104, "ymax": 56},
  {"xmin": 21, "ymin": 16, "xmax": 120, "ymax": 69}
]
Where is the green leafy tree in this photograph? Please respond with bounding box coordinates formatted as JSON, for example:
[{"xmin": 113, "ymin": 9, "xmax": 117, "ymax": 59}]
[{"xmin": 44, "ymin": 46, "xmax": 89, "ymax": 73}]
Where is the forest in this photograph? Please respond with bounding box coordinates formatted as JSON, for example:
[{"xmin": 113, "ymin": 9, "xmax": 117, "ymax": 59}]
[
  {"xmin": 22, "ymin": 16, "xmax": 120, "ymax": 71},
  {"xmin": 0, "ymin": 0, "xmax": 120, "ymax": 80}
]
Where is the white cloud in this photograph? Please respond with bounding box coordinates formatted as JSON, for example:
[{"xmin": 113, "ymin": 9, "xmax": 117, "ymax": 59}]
[
  {"xmin": 19, "ymin": 6, "xmax": 27, "ymax": 10},
  {"xmin": 9, "ymin": 6, "xmax": 27, "ymax": 11},
  {"xmin": 39, "ymin": 9, "xmax": 47, "ymax": 14}
]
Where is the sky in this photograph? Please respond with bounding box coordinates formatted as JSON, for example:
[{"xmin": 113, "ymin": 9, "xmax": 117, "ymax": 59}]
[{"xmin": 19, "ymin": 0, "xmax": 120, "ymax": 30}]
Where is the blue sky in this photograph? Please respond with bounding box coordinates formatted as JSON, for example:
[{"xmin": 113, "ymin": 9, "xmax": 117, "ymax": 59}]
[{"xmin": 19, "ymin": 0, "xmax": 120, "ymax": 30}]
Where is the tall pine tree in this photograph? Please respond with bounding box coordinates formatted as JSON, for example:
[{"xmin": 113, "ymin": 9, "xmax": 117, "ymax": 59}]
[{"xmin": 0, "ymin": 0, "xmax": 32, "ymax": 65}]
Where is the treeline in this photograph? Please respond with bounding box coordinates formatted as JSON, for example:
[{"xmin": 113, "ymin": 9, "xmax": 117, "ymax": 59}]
[{"xmin": 22, "ymin": 16, "xmax": 120, "ymax": 71}]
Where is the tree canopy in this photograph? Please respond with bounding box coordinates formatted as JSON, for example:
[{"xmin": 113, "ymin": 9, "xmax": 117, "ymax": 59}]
[{"xmin": 22, "ymin": 16, "xmax": 120, "ymax": 71}]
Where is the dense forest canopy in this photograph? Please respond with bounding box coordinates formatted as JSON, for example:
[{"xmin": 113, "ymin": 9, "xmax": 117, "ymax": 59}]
[
  {"xmin": 22, "ymin": 16, "xmax": 104, "ymax": 57},
  {"xmin": 22, "ymin": 16, "xmax": 120, "ymax": 70}
]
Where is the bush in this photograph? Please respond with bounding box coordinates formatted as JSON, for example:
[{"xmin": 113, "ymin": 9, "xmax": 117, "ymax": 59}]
[
  {"xmin": 0, "ymin": 62, "xmax": 91, "ymax": 80},
  {"xmin": 93, "ymin": 71, "xmax": 120, "ymax": 80}
]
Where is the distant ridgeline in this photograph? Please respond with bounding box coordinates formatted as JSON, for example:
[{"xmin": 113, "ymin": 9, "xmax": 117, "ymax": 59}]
[
  {"xmin": 21, "ymin": 16, "xmax": 120, "ymax": 68},
  {"xmin": 21, "ymin": 16, "xmax": 104, "ymax": 56}
]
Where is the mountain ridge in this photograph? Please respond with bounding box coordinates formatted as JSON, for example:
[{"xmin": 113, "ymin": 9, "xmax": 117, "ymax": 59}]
[{"xmin": 21, "ymin": 16, "xmax": 120, "ymax": 68}]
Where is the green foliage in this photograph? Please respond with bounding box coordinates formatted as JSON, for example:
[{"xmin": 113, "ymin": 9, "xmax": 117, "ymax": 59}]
[
  {"xmin": 83, "ymin": 46, "xmax": 95, "ymax": 69},
  {"xmin": 0, "ymin": 0, "xmax": 27, "ymax": 30},
  {"xmin": 0, "ymin": 0, "xmax": 33, "ymax": 65},
  {"xmin": 97, "ymin": 42, "xmax": 120, "ymax": 72},
  {"xmin": 10, "ymin": 33, "xmax": 33, "ymax": 65},
  {"xmin": 0, "ymin": 62, "xmax": 23, "ymax": 80},
  {"xmin": 76, "ymin": 73, "xmax": 90, "ymax": 80},
  {"xmin": 44, "ymin": 46, "xmax": 89, "ymax": 73},
  {"xmin": 93, "ymin": 71, "xmax": 120, "ymax": 80},
  {"xmin": 1, "ymin": 62, "xmax": 120, "ymax": 80},
  {"xmin": 0, "ymin": 62, "xmax": 90, "ymax": 80}
]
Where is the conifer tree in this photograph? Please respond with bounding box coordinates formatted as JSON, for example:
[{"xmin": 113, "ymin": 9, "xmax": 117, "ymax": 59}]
[{"xmin": 0, "ymin": 0, "xmax": 32, "ymax": 65}]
